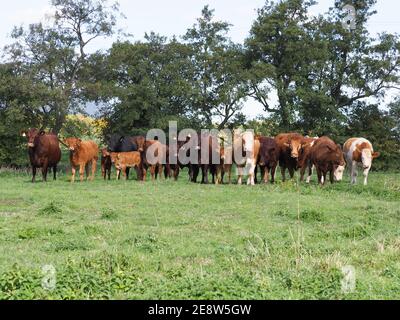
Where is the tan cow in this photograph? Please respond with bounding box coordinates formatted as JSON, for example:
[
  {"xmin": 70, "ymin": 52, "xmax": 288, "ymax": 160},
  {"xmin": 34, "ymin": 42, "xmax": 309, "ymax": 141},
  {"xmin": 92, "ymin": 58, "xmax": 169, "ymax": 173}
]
[
  {"xmin": 343, "ymin": 138, "xmax": 380, "ymax": 185},
  {"xmin": 64, "ymin": 138, "xmax": 99, "ymax": 183},
  {"xmin": 114, "ymin": 151, "xmax": 142, "ymax": 180}
]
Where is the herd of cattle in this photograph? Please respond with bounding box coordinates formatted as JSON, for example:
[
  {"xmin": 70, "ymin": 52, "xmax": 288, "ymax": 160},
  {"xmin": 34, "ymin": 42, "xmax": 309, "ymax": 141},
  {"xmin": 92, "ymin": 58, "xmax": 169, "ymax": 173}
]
[{"xmin": 21, "ymin": 128, "xmax": 380, "ymax": 186}]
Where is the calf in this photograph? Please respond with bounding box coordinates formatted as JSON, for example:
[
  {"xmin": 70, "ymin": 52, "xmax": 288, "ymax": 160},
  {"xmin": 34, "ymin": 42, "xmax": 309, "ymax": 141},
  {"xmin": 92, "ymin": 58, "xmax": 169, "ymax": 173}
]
[
  {"xmin": 343, "ymin": 138, "xmax": 379, "ymax": 185},
  {"xmin": 310, "ymin": 137, "xmax": 345, "ymax": 185},
  {"xmin": 107, "ymin": 134, "xmax": 138, "ymax": 179},
  {"xmin": 257, "ymin": 136, "xmax": 279, "ymax": 184},
  {"xmin": 114, "ymin": 152, "xmax": 142, "ymax": 180},
  {"xmin": 64, "ymin": 138, "xmax": 99, "ymax": 182},
  {"xmin": 22, "ymin": 128, "xmax": 61, "ymax": 183},
  {"xmin": 100, "ymin": 148, "xmax": 112, "ymax": 180}
]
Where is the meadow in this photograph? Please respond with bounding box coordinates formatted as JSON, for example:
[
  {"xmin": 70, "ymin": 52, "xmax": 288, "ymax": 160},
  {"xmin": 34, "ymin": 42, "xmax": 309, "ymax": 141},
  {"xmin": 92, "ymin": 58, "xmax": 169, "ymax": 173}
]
[{"xmin": 0, "ymin": 167, "xmax": 399, "ymax": 300}]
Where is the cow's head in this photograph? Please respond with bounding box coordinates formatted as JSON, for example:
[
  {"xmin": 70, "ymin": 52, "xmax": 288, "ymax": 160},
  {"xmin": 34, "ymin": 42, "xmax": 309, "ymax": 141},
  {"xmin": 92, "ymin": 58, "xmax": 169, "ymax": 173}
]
[
  {"xmin": 259, "ymin": 146, "xmax": 277, "ymax": 167},
  {"xmin": 284, "ymin": 138, "xmax": 303, "ymax": 159},
  {"xmin": 101, "ymin": 148, "xmax": 110, "ymax": 158},
  {"xmin": 242, "ymin": 132, "xmax": 255, "ymax": 153},
  {"xmin": 134, "ymin": 136, "xmax": 146, "ymax": 152},
  {"xmin": 334, "ymin": 164, "xmax": 346, "ymax": 181},
  {"xmin": 21, "ymin": 128, "xmax": 45, "ymax": 148},
  {"xmin": 64, "ymin": 138, "xmax": 82, "ymax": 151},
  {"xmin": 107, "ymin": 134, "xmax": 124, "ymax": 152},
  {"xmin": 358, "ymin": 145, "xmax": 380, "ymax": 170},
  {"xmin": 109, "ymin": 152, "xmax": 119, "ymax": 163}
]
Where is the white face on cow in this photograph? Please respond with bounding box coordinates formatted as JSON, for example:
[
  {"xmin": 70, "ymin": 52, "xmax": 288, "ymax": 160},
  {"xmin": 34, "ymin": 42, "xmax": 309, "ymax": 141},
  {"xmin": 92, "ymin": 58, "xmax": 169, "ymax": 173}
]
[
  {"xmin": 334, "ymin": 164, "xmax": 345, "ymax": 181},
  {"xmin": 361, "ymin": 149, "xmax": 372, "ymax": 169},
  {"xmin": 242, "ymin": 132, "xmax": 254, "ymax": 153}
]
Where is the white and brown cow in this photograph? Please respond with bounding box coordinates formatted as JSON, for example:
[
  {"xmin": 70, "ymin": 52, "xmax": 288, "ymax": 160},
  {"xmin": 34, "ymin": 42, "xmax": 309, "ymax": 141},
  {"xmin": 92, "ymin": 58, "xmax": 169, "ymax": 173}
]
[
  {"xmin": 233, "ymin": 130, "xmax": 260, "ymax": 185},
  {"xmin": 343, "ymin": 138, "xmax": 380, "ymax": 185}
]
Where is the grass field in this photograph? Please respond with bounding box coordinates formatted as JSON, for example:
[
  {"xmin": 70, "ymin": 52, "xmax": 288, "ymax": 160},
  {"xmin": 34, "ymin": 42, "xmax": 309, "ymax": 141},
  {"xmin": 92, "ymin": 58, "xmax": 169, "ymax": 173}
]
[{"xmin": 0, "ymin": 167, "xmax": 399, "ymax": 299}]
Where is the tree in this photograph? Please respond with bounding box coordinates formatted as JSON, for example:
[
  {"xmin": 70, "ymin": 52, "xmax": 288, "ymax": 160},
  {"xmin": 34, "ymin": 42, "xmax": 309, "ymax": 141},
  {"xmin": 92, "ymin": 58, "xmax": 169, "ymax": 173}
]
[
  {"xmin": 245, "ymin": 0, "xmax": 400, "ymax": 132},
  {"xmin": 4, "ymin": 0, "xmax": 121, "ymax": 133},
  {"xmin": 94, "ymin": 33, "xmax": 196, "ymax": 135},
  {"xmin": 183, "ymin": 6, "xmax": 249, "ymax": 129}
]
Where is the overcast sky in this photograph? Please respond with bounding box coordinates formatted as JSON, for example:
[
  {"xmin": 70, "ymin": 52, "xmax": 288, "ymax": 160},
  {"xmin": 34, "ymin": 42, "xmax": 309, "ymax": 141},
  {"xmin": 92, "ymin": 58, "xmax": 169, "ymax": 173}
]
[{"xmin": 0, "ymin": 0, "xmax": 399, "ymax": 118}]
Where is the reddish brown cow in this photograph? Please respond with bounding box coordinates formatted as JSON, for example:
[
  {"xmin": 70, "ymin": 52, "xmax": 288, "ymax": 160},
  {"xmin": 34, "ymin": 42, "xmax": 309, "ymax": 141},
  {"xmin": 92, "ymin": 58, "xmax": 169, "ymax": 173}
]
[
  {"xmin": 114, "ymin": 152, "xmax": 142, "ymax": 180},
  {"xmin": 64, "ymin": 138, "xmax": 99, "ymax": 182},
  {"xmin": 142, "ymin": 140, "xmax": 167, "ymax": 181},
  {"xmin": 297, "ymin": 137, "xmax": 318, "ymax": 183},
  {"xmin": 275, "ymin": 133, "xmax": 304, "ymax": 181},
  {"xmin": 22, "ymin": 128, "xmax": 61, "ymax": 183},
  {"xmin": 310, "ymin": 136, "xmax": 346, "ymax": 185},
  {"xmin": 256, "ymin": 136, "xmax": 279, "ymax": 184},
  {"xmin": 100, "ymin": 148, "xmax": 112, "ymax": 180}
]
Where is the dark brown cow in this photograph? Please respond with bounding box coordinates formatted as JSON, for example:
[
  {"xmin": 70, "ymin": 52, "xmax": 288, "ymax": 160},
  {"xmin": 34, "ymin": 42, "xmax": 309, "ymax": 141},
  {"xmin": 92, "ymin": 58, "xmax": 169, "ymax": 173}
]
[
  {"xmin": 22, "ymin": 128, "xmax": 61, "ymax": 183},
  {"xmin": 100, "ymin": 148, "xmax": 112, "ymax": 180},
  {"xmin": 256, "ymin": 136, "xmax": 279, "ymax": 184},
  {"xmin": 64, "ymin": 138, "xmax": 99, "ymax": 183},
  {"xmin": 275, "ymin": 133, "xmax": 304, "ymax": 181},
  {"xmin": 310, "ymin": 136, "xmax": 346, "ymax": 185}
]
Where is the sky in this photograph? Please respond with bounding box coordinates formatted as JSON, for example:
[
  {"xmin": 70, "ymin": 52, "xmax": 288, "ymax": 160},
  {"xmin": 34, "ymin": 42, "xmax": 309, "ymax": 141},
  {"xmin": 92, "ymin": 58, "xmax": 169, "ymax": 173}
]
[{"xmin": 0, "ymin": 0, "xmax": 399, "ymax": 118}]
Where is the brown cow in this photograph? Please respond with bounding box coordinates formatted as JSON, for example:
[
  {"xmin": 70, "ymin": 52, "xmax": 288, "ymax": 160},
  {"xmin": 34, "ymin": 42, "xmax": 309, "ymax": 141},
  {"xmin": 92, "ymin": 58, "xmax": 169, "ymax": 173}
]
[
  {"xmin": 114, "ymin": 152, "xmax": 142, "ymax": 180},
  {"xmin": 310, "ymin": 136, "xmax": 346, "ymax": 185},
  {"xmin": 100, "ymin": 148, "xmax": 112, "ymax": 180},
  {"xmin": 142, "ymin": 140, "xmax": 167, "ymax": 181},
  {"xmin": 22, "ymin": 128, "xmax": 61, "ymax": 183},
  {"xmin": 256, "ymin": 136, "xmax": 279, "ymax": 184},
  {"xmin": 275, "ymin": 133, "xmax": 304, "ymax": 181},
  {"xmin": 297, "ymin": 136, "xmax": 318, "ymax": 183},
  {"xmin": 64, "ymin": 138, "xmax": 99, "ymax": 182},
  {"xmin": 215, "ymin": 146, "xmax": 233, "ymax": 184}
]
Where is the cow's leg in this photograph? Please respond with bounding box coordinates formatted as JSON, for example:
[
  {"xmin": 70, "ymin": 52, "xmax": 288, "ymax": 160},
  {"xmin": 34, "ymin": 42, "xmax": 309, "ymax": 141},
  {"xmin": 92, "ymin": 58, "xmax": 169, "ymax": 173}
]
[
  {"xmin": 191, "ymin": 165, "xmax": 199, "ymax": 183},
  {"xmin": 363, "ymin": 167, "xmax": 370, "ymax": 186},
  {"xmin": 237, "ymin": 166, "xmax": 243, "ymax": 185},
  {"xmin": 263, "ymin": 167, "xmax": 270, "ymax": 183},
  {"xmin": 281, "ymin": 166, "xmax": 286, "ymax": 182},
  {"xmin": 321, "ymin": 170, "xmax": 327, "ymax": 186},
  {"xmin": 79, "ymin": 164, "xmax": 85, "ymax": 182},
  {"xmin": 150, "ymin": 166, "xmax": 156, "ymax": 181},
  {"xmin": 271, "ymin": 165, "xmax": 276, "ymax": 184},
  {"xmin": 288, "ymin": 166, "xmax": 295, "ymax": 179},
  {"xmin": 125, "ymin": 167, "xmax": 130, "ymax": 180},
  {"xmin": 316, "ymin": 167, "xmax": 322, "ymax": 185},
  {"xmin": 306, "ymin": 164, "xmax": 313, "ymax": 184},
  {"xmin": 299, "ymin": 166, "xmax": 306, "ymax": 182},
  {"xmin": 254, "ymin": 165, "xmax": 258, "ymax": 184},
  {"xmin": 227, "ymin": 165, "xmax": 232, "ymax": 184},
  {"xmin": 91, "ymin": 159, "xmax": 97, "ymax": 181},
  {"xmin": 42, "ymin": 160, "xmax": 49, "ymax": 182},
  {"xmin": 53, "ymin": 166, "xmax": 57, "ymax": 180},
  {"xmin": 123, "ymin": 167, "xmax": 128, "ymax": 180},
  {"xmin": 142, "ymin": 168, "xmax": 147, "ymax": 181},
  {"xmin": 85, "ymin": 163, "xmax": 90, "ymax": 180},
  {"xmin": 329, "ymin": 169, "xmax": 334, "ymax": 184},
  {"xmin": 351, "ymin": 161, "xmax": 357, "ymax": 184},
  {"xmin": 32, "ymin": 166, "xmax": 37, "ymax": 183},
  {"xmin": 71, "ymin": 166, "xmax": 76, "ymax": 183},
  {"xmin": 158, "ymin": 164, "xmax": 163, "ymax": 180},
  {"xmin": 247, "ymin": 160, "xmax": 256, "ymax": 185},
  {"xmin": 174, "ymin": 166, "xmax": 179, "ymax": 181}
]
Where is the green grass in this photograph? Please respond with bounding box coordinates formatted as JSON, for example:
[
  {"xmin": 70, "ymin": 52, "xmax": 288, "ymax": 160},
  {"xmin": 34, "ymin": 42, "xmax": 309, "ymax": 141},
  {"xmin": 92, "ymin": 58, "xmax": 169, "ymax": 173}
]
[{"xmin": 0, "ymin": 168, "xmax": 399, "ymax": 299}]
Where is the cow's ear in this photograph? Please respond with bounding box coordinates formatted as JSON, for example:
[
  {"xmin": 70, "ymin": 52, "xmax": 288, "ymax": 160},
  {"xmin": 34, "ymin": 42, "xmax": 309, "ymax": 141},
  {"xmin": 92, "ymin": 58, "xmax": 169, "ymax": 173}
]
[
  {"xmin": 119, "ymin": 136, "xmax": 124, "ymax": 143},
  {"xmin": 21, "ymin": 131, "xmax": 27, "ymax": 137},
  {"xmin": 372, "ymin": 152, "xmax": 380, "ymax": 159},
  {"xmin": 284, "ymin": 142, "xmax": 290, "ymax": 147},
  {"xmin": 39, "ymin": 130, "xmax": 46, "ymax": 136}
]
